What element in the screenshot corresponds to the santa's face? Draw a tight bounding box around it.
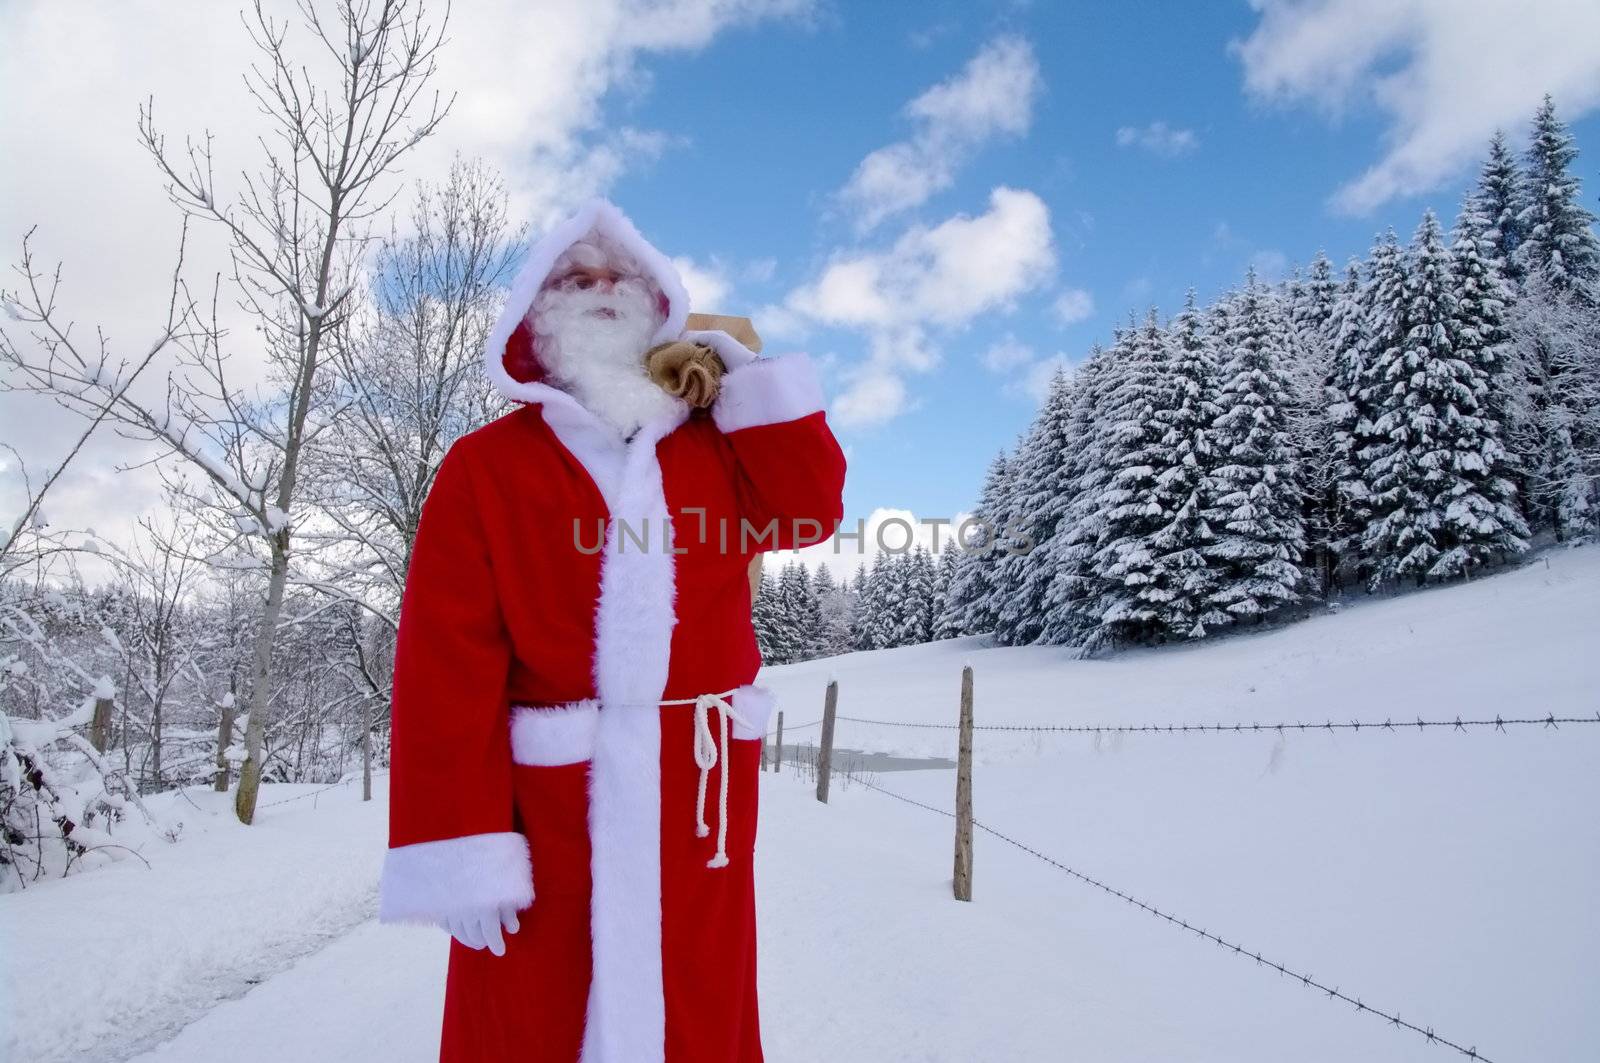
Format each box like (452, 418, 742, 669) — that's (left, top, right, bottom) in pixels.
(528, 251, 681, 437)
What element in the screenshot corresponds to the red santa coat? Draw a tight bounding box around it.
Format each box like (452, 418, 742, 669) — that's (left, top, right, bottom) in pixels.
(377, 197, 846, 1063)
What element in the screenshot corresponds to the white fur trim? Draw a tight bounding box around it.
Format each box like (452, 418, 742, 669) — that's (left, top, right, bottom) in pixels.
(711, 352, 826, 434)
(679, 328, 759, 370)
(485, 197, 691, 405)
(579, 405, 688, 1063)
(377, 832, 533, 925)
(729, 685, 776, 740)
(511, 700, 600, 766)
(538, 395, 627, 509)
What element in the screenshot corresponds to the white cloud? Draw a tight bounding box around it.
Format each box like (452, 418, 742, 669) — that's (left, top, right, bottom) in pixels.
(981, 334, 1035, 373)
(979, 335, 1072, 405)
(793, 186, 1056, 330)
(742, 257, 778, 284)
(750, 302, 812, 346)
(1249, 249, 1289, 281)
(423, 0, 820, 227)
(836, 35, 1042, 230)
(0, 0, 814, 541)
(750, 302, 813, 346)
(831, 369, 911, 428)
(1115, 121, 1200, 156)
(783, 186, 1057, 428)
(1050, 287, 1095, 325)
(1012, 352, 1071, 404)
(1233, 0, 1600, 213)
(671, 255, 733, 310)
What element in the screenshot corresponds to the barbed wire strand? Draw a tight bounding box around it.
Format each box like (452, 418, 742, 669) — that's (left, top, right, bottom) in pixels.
(835, 711, 1599, 736)
(764, 718, 824, 741)
(257, 770, 390, 810)
(852, 776, 1497, 1063)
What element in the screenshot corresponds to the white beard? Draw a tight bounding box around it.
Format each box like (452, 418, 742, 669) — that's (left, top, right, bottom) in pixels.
(529, 279, 682, 438)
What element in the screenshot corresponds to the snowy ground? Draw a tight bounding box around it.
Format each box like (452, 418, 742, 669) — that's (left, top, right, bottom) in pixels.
(3, 548, 1597, 1062)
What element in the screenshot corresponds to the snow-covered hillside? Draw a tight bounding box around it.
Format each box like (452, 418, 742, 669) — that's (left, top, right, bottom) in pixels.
(3, 548, 1597, 1063)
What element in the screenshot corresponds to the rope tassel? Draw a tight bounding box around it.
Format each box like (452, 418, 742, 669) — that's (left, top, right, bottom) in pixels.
(689, 692, 746, 869)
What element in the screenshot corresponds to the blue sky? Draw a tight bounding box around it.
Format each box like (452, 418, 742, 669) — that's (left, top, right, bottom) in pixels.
(598, 1, 1600, 524)
(4, 0, 1600, 548)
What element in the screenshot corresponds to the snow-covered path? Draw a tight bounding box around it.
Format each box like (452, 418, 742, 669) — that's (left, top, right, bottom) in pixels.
(1, 781, 389, 1063)
(5, 548, 1598, 1062)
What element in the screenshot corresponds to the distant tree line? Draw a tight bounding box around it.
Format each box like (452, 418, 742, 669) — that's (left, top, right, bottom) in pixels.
(751, 546, 962, 665)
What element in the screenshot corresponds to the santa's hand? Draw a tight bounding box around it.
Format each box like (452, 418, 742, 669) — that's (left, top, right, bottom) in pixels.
(445, 904, 522, 957)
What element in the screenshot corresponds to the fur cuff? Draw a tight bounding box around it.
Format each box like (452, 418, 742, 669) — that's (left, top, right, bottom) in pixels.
(510, 699, 600, 766)
(730, 685, 776, 740)
(378, 831, 533, 925)
(680, 328, 759, 370)
(711, 352, 825, 433)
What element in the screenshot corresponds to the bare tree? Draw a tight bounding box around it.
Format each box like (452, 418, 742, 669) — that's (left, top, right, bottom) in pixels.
(303, 156, 518, 627)
(0, 434, 170, 889)
(2, 0, 452, 823)
(290, 157, 518, 797)
(98, 510, 211, 791)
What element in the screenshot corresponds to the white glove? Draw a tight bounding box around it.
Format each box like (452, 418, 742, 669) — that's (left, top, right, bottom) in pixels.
(444, 904, 522, 957)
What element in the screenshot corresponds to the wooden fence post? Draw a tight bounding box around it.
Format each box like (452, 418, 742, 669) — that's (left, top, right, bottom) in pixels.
(816, 679, 838, 803)
(89, 694, 115, 753)
(361, 695, 374, 802)
(214, 694, 236, 792)
(953, 664, 974, 902)
(774, 710, 785, 773)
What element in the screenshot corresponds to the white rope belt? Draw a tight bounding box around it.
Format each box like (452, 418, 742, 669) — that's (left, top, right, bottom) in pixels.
(659, 689, 751, 869)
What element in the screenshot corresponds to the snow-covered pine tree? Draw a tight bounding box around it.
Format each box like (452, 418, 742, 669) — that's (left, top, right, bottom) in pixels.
(812, 564, 855, 658)
(932, 546, 961, 640)
(1514, 95, 1600, 295)
(1313, 259, 1366, 592)
(1146, 289, 1222, 638)
(1202, 269, 1305, 622)
(1087, 310, 1175, 648)
(751, 568, 782, 662)
(943, 451, 1011, 637)
(1508, 95, 1600, 539)
(849, 562, 874, 650)
(1038, 344, 1115, 646)
(897, 545, 938, 646)
(1353, 225, 1427, 584)
(1332, 233, 1407, 584)
(800, 563, 827, 659)
(985, 430, 1036, 646)
(1285, 252, 1342, 595)
(776, 562, 824, 662)
(993, 368, 1076, 645)
(1444, 206, 1533, 572)
(766, 562, 799, 663)
(1474, 130, 1525, 284)
(867, 552, 908, 649)
(1362, 210, 1529, 585)
(1295, 252, 1341, 333)
(1455, 188, 1532, 513)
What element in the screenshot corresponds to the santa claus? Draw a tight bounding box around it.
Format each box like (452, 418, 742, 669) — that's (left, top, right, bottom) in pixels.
(377, 196, 846, 1063)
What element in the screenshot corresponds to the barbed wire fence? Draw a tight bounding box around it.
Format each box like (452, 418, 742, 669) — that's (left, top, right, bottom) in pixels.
(256, 769, 390, 810)
(855, 774, 1496, 1062)
(831, 712, 1600, 735)
(764, 665, 1600, 1062)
